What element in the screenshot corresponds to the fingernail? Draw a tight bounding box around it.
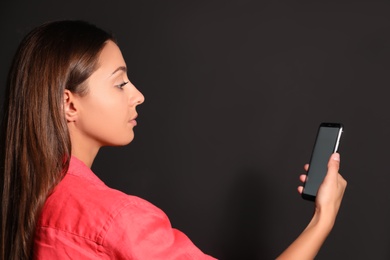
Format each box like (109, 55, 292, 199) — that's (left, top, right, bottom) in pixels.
(333, 153, 340, 161)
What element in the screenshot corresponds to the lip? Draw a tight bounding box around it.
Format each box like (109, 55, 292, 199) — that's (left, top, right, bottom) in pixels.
(129, 114, 138, 126)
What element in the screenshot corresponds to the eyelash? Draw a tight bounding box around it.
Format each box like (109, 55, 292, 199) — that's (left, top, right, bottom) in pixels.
(116, 81, 129, 89)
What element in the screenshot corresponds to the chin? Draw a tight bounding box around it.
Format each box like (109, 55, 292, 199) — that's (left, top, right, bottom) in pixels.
(120, 135, 135, 146)
(104, 135, 135, 147)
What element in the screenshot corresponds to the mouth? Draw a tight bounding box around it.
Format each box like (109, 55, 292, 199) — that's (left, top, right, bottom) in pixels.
(129, 114, 138, 126)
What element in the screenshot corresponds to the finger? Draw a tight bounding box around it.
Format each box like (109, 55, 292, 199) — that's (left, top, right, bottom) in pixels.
(325, 153, 340, 181)
(299, 174, 307, 183)
(297, 186, 304, 194)
(304, 164, 309, 171)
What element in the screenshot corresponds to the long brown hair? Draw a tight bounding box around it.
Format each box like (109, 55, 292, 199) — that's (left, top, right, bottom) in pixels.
(0, 20, 114, 260)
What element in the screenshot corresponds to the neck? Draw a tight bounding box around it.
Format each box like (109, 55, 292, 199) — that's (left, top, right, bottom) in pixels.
(71, 148, 98, 168)
(68, 125, 100, 168)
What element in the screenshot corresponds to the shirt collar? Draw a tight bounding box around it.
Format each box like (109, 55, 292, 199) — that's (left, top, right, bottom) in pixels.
(68, 156, 105, 185)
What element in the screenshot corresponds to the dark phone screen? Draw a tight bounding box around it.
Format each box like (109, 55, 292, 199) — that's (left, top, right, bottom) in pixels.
(302, 124, 342, 200)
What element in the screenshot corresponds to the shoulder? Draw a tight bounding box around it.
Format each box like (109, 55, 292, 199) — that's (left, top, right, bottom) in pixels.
(35, 157, 215, 259)
(38, 168, 163, 238)
(36, 157, 166, 245)
(35, 167, 169, 257)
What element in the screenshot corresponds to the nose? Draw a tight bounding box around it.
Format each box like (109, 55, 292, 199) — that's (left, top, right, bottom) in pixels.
(129, 83, 145, 106)
(136, 90, 145, 106)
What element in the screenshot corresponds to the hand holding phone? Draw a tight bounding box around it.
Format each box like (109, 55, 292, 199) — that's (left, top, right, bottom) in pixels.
(302, 123, 343, 201)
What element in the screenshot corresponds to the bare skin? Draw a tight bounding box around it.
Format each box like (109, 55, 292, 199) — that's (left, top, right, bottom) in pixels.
(277, 153, 347, 260)
(64, 41, 144, 167)
(64, 40, 346, 259)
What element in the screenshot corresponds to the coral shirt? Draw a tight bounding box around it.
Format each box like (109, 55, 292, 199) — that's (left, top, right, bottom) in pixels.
(34, 156, 216, 259)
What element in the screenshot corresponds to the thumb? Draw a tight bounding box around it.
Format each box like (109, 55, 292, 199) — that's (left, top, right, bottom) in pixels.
(326, 153, 340, 180)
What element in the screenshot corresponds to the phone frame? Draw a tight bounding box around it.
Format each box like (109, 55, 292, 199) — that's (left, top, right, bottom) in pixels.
(302, 122, 343, 201)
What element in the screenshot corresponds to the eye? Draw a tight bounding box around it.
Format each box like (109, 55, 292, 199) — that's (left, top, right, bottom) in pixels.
(116, 81, 129, 89)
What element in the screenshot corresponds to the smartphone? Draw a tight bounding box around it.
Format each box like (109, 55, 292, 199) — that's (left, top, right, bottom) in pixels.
(302, 122, 343, 201)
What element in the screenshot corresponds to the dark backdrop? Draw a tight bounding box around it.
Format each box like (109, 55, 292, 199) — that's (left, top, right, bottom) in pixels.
(1, 1, 389, 259)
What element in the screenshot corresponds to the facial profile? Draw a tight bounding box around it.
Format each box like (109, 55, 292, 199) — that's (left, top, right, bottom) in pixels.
(65, 40, 145, 157)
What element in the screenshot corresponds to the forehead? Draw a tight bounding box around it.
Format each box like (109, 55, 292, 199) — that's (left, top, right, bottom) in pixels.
(96, 41, 126, 75)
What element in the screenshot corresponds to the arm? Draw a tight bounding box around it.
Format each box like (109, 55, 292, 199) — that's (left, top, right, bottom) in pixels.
(276, 153, 347, 260)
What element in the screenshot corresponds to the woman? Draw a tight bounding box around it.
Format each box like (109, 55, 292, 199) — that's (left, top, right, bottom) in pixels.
(0, 20, 346, 259)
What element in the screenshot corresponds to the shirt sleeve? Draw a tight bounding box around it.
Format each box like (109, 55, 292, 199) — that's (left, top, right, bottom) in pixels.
(100, 197, 217, 260)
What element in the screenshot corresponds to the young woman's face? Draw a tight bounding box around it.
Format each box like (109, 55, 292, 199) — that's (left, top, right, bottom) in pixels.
(72, 40, 144, 148)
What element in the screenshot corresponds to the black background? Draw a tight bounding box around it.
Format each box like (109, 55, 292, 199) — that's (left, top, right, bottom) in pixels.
(1, 1, 389, 259)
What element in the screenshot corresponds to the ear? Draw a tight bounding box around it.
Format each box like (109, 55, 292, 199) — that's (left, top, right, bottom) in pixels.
(64, 89, 78, 122)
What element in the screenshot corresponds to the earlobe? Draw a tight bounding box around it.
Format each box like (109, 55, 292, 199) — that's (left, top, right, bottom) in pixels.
(64, 90, 78, 122)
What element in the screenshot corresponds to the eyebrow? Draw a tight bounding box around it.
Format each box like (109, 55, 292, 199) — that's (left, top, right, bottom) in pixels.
(111, 66, 127, 76)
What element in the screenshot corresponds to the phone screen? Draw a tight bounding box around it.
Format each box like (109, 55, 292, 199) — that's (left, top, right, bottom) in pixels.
(302, 123, 343, 201)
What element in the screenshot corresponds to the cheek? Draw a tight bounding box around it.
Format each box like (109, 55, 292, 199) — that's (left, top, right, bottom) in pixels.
(88, 91, 124, 116)
(81, 91, 131, 131)
(100, 97, 130, 132)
